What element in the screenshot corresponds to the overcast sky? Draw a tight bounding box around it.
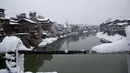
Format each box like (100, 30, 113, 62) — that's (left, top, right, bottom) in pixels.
(1, 0, 130, 25)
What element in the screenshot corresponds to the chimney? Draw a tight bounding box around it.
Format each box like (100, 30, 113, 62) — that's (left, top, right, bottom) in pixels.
(29, 11, 37, 21)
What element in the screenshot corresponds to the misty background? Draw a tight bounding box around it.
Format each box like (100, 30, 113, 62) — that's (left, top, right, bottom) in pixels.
(1, 0, 130, 25)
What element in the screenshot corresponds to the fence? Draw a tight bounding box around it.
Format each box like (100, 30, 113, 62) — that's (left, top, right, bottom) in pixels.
(1, 50, 130, 73)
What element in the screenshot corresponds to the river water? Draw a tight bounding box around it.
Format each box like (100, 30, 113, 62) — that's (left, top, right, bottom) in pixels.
(24, 33, 128, 73)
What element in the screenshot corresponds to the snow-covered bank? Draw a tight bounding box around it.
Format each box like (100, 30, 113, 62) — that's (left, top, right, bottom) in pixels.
(38, 32, 79, 47)
(97, 32, 125, 42)
(91, 26, 130, 53)
(0, 36, 31, 73)
(91, 38, 130, 53)
(0, 36, 58, 73)
(38, 37, 58, 47)
(0, 36, 31, 52)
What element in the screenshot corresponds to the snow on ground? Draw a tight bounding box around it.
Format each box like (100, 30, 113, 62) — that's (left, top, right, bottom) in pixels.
(0, 69, 9, 73)
(0, 36, 31, 73)
(39, 32, 79, 47)
(38, 37, 58, 47)
(0, 36, 31, 52)
(91, 38, 130, 53)
(0, 36, 58, 73)
(97, 32, 125, 42)
(91, 26, 130, 53)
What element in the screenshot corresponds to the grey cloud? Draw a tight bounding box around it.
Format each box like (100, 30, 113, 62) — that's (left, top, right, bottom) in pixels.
(2, 0, 130, 25)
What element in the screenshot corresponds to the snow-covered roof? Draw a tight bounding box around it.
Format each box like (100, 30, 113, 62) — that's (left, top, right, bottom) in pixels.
(108, 22, 128, 26)
(37, 18, 49, 21)
(10, 19, 18, 23)
(15, 33, 30, 35)
(116, 22, 128, 25)
(42, 30, 48, 35)
(24, 19, 36, 23)
(42, 32, 48, 35)
(10, 22, 19, 25)
(18, 19, 36, 23)
(0, 17, 4, 19)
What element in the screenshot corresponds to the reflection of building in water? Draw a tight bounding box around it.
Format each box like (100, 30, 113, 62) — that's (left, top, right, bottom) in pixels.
(24, 54, 53, 72)
(71, 35, 79, 42)
(24, 39, 66, 72)
(80, 33, 90, 40)
(66, 41, 69, 48)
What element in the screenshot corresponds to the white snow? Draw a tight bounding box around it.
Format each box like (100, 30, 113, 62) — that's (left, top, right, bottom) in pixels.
(83, 31, 88, 33)
(10, 22, 19, 25)
(91, 38, 130, 53)
(97, 32, 125, 42)
(15, 33, 29, 35)
(5, 53, 15, 60)
(10, 19, 18, 23)
(38, 37, 58, 47)
(117, 22, 127, 25)
(65, 49, 68, 53)
(0, 36, 31, 52)
(91, 26, 130, 53)
(42, 32, 48, 35)
(0, 36, 58, 73)
(0, 17, 6, 20)
(59, 35, 67, 38)
(0, 69, 9, 73)
(37, 18, 49, 21)
(0, 36, 31, 73)
(24, 19, 36, 23)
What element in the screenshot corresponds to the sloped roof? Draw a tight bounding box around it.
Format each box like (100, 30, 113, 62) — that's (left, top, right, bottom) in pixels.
(18, 18, 36, 24)
(9, 19, 19, 25)
(37, 18, 49, 21)
(23, 19, 36, 23)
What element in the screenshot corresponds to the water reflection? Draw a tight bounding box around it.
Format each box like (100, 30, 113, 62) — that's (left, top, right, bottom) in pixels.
(43, 32, 93, 50)
(64, 33, 90, 44)
(24, 54, 53, 72)
(24, 33, 90, 71)
(24, 32, 98, 72)
(24, 36, 66, 72)
(45, 38, 66, 51)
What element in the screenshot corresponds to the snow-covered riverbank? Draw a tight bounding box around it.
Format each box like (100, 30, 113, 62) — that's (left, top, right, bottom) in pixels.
(38, 32, 79, 47)
(91, 26, 130, 53)
(97, 32, 125, 42)
(38, 37, 58, 47)
(0, 36, 58, 73)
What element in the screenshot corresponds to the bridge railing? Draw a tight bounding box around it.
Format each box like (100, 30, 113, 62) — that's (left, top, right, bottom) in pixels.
(1, 50, 130, 73)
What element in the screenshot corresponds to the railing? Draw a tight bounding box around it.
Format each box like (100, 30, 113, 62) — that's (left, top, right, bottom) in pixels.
(5, 50, 130, 54)
(1, 50, 130, 73)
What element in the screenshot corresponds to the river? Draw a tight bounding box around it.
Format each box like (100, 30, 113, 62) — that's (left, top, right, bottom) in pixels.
(24, 33, 128, 73)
